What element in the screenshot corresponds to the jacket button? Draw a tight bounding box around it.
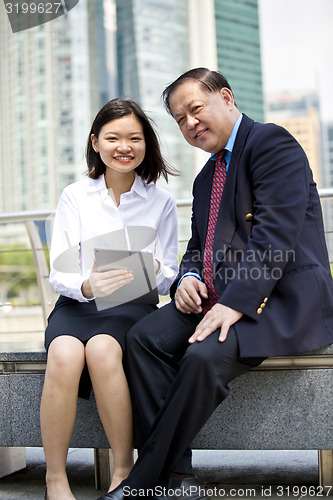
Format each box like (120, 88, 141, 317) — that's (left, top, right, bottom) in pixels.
(245, 213, 254, 221)
(263, 297, 268, 303)
(257, 307, 262, 314)
(260, 303, 266, 308)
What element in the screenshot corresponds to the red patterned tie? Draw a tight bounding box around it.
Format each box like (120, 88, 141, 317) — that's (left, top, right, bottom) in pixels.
(202, 150, 227, 314)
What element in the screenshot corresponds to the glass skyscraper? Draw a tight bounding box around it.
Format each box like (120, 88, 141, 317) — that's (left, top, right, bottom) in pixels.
(115, 0, 264, 201)
(1, 0, 264, 216)
(116, 0, 195, 204)
(0, 0, 114, 212)
(215, 0, 264, 122)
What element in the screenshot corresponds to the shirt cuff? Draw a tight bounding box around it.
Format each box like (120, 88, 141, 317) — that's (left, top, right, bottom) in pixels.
(177, 272, 202, 288)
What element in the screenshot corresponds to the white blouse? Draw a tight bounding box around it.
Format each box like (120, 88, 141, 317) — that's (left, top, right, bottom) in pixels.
(49, 173, 179, 302)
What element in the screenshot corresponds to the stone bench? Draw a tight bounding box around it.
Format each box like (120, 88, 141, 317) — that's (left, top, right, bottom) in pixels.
(0, 344, 332, 492)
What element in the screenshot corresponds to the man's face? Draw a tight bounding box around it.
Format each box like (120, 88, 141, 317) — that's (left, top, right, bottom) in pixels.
(168, 79, 238, 154)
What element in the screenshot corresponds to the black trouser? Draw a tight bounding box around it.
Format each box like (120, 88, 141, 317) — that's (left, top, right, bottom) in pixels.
(124, 301, 264, 490)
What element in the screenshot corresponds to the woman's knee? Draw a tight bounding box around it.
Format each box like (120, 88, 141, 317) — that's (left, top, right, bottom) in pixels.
(46, 336, 85, 379)
(85, 334, 123, 373)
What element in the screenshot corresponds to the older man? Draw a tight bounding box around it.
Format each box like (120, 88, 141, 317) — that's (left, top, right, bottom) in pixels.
(97, 68, 333, 500)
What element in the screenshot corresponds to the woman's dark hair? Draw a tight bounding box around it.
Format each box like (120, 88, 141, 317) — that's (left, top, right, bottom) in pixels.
(162, 67, 234, 115)
(86, 97, 176, 183)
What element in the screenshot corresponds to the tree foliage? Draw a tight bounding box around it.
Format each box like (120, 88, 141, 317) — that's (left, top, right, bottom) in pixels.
(0, 245, 38, 303)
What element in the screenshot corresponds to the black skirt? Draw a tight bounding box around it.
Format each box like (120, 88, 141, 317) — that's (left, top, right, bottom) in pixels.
(45, 295, 157, 398)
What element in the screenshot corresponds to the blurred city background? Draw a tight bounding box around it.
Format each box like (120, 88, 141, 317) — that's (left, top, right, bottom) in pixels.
(0, 0, 333, 339)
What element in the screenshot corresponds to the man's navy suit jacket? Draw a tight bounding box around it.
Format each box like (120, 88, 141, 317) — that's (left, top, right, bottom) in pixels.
(172, 114, 333, 357)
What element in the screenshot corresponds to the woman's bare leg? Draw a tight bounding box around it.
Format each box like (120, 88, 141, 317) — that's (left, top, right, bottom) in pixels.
(86, 334, 134, 491)
(40, 336, 85, 500)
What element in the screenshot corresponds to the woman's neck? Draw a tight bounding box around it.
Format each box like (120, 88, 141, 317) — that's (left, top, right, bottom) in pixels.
(104, 170, 136, 206)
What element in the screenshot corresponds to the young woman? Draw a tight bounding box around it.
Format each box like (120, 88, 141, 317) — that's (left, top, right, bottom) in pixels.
(40, 98, 179, 500)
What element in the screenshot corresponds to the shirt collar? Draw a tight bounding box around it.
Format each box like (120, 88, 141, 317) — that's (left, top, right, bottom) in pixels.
(210, 113, 243, 164)
(87, 174, 107, 192)
(130, 173, 148, 198)
(86, 172, 148, 198)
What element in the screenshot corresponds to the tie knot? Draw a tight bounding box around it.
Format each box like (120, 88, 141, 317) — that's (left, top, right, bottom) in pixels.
(215, 149, 226, 174)
(216, 149, 226, 163)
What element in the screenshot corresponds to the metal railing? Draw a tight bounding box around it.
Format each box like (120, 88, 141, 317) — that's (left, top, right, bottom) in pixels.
(1, 189, 333, 331)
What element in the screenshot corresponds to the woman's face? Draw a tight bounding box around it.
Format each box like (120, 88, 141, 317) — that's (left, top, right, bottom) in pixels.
(91, 114, 146, 175)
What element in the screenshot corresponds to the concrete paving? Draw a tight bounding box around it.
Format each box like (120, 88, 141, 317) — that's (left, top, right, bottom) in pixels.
(0, 448, 324, 500)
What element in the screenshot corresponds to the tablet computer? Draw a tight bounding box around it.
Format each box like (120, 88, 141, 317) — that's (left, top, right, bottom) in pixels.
(94, 248, 159, 309)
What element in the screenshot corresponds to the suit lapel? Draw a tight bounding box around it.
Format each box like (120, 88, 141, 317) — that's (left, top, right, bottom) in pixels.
(213, 115, 254, 261)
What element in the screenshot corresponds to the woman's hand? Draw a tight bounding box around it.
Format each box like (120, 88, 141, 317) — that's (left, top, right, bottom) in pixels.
(82, 261, 134, 298)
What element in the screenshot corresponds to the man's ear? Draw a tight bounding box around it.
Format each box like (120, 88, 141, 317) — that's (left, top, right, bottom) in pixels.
(220, 87, 234, 106)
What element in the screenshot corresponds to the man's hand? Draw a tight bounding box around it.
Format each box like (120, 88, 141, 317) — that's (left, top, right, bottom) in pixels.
(82, 261, 134, 298)
(189, 303, 243, 343)
(174, 276, 208, 314)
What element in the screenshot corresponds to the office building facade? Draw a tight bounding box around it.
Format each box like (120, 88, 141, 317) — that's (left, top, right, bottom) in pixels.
(116, 0, 195, 204)
(214, 0, 264, 122)
(266, 92, 323, 187)
(1, 0, 264, 215)
(0, 0, 114, 213)
(115, 0, 264, 205)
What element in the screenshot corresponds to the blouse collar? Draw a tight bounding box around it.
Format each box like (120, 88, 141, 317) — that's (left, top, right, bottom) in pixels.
(87, 172, 148, 199)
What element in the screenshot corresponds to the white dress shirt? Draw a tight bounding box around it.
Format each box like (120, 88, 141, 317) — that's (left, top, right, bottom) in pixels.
(49, 173, 179, 302)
